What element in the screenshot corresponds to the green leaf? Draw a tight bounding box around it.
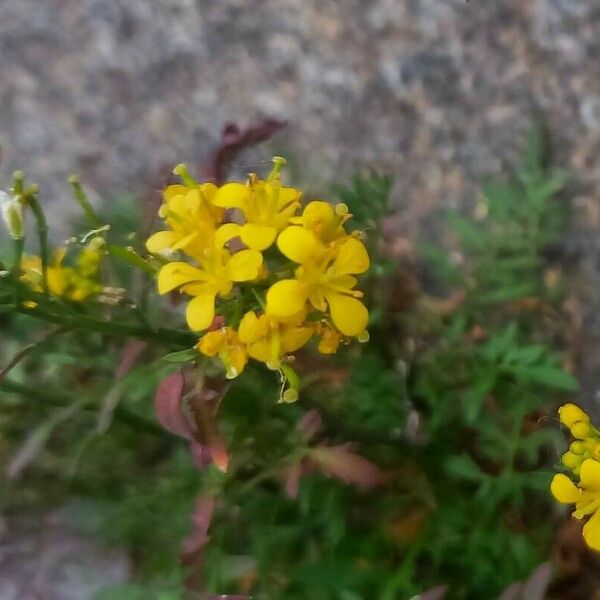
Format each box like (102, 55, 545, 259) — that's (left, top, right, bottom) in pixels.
(514, 365, 579, 391)
(162, 348, 200, 363)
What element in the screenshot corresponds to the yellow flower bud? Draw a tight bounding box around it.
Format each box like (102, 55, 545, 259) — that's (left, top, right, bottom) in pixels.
(559, 403, 590, 428)
(562, 451, 580, 470)
(571, 421, 591, 440)
(570, 441, 586, 455)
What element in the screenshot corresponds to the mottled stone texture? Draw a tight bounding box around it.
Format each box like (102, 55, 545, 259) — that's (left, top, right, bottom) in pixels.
(0, 2, 599, 375)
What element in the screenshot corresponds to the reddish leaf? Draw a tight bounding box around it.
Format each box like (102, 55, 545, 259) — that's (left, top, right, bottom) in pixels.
(201, 119, 286, 184)
(189, 384, 229, 473)
(419, 585, 448, 600)
(190, 441, 212, 471)
(115, 340, 147, 379)
(283, 463, 304, 499)
(297, 409, 323, 442)
(309, 444, 389, 491)
(182, 495, 215, 559)
(154, 371, 192, 440)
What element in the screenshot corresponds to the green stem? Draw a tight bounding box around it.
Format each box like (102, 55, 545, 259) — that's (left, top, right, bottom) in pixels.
(0, 378, 176, 439)
(27, 196, 49, 295)
(68, 175, 101, 228)
(107, 244, 156, 276)
(14, 301, 196, 348)
(12, 236, 24, 304)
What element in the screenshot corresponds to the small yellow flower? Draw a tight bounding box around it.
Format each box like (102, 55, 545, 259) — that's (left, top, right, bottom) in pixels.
(238, 310, 313, 369)
(551, 459, 600, 551)
(555, 404, 600, 474)
(21, 241, 103, 302)
(289, 200, 352, 245)
(157, 235, 263, 331)
(146, 183, 225, 258)
(212, 159, 301, 251)
(266, 229, 370, 337)
(196, 327, 248, 379)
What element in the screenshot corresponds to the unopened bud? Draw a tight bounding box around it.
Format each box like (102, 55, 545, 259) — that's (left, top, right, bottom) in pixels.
(1, 191, 24, 239)
(570, 441, 585, 455)
(357, 330, 370, 343)
(561, 451, 580, 470)
(571, 421, 591, 439)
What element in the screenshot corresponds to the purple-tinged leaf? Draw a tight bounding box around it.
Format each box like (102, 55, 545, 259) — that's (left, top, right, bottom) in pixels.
(154, 371, 192, 439)
(201, 119, 286, 184)
(309, 444, 389, 491)
(297, 409, 323, 442)
(418, 584, 448, 600)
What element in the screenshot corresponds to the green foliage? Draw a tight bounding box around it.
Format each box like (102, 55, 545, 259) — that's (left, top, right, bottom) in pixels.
(0, 125, 574, 599)
(335, 170, 393, 231)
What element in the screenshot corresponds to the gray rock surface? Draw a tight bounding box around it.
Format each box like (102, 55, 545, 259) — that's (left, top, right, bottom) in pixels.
(0, 514, 129, 600)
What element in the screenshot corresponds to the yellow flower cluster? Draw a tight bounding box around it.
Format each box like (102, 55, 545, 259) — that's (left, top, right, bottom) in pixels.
(21, 238, 104, 302)
(147, 158, 370, 390)
(551, 403, 600, 551)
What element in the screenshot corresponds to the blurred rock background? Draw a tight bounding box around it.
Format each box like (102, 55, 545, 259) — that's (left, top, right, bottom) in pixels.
(0, 0, 599, 594)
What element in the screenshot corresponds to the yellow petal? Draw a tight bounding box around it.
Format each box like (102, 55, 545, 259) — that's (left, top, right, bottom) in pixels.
(583, 509, 600, 551)
(157, 262, 204, 294)
(266, 280, 308, 318)
(238, 311, 262, 344)
(227, 344, 248, 377)
(580, 459, 600, 491)
(215, 223, 242, 248)
(146, 231, 178, 253)
(227, 249, 262, 281)
(186, 291, 216, 331)
(240, 223, 277, 250)
(278, 186, 301, 209)
(200, 182, 218, 202)
(325, 292, 369, 336)
(559, 403, 590, 428)
(550, 473, 581, 504)
(333, 238, 370, 275)
(163, 184, 188, 202)
(213, 183, 250, 209)
(277, 227, 323, 264)
(247, 339, 271, 364)
(196, 329, 225, 356)
(172, 231, 199, 251)
(302, 200, 334, 229)
(47, 267, 69, 296)
(281, 326, 313, 353)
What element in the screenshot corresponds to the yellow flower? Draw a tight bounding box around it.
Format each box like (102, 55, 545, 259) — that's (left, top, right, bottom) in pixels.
(557, 404, 600, 474)
(289, 200, 352, 245)
(266, 228, 370, 337)
(314, 322, 342, 354)
(21, 242, 103, 302)
(146, 183, 225, 258)
(196, 327, 248, 379)
(551, 459, 600, 551)
(212, 158, 301, 251)
(157, 235, 263, 331)
(238, 310, 313, 369)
